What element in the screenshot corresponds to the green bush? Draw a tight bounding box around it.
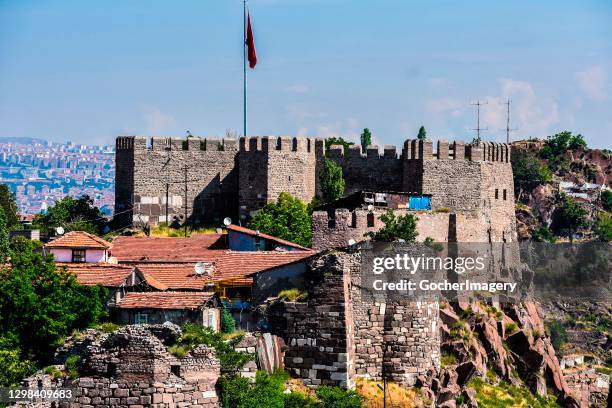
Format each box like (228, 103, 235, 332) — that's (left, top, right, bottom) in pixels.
(221, 307, 236, 333)
(284, 392, 317, 408)
(64, 355, 80, 379)
(546, 320, 568, 356)
(594, 211, 612, 242)
(220, 370, 289, 408)
(315, 386, 364, 408)
(319, 159, 345, 204)
(505, 322, 518, 334)
(602, 190, 612, 212)
(365, 210, 418, 243)
(277, 288, 308, 302)
(178, 324, 254, 375)
(0, 347, 35, 387)
(97, 322, 120, 334)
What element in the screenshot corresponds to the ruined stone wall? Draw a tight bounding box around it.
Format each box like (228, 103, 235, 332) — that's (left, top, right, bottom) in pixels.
(268, 252, 440, 389)
(116, 136, 239, 226)
(268, 254, 356, 388)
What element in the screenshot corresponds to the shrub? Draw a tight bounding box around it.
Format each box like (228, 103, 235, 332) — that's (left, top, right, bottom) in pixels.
(594, 211, 612, 242)
(365, 210, 418, 243)
(546, 320, 568, 356)
(602, 190, 612, 212)
(221, 306, 236, 333)
(441, 352, 458, 367)
(220, 370, 289, 408)
(64, 355, 80, 379)
(505, 322, 518, 334)
(316, 386, 364, 408)
(284, 392, 317, 408)
(178, 324, 254, 375)
(168, 344, 190, 358)
(319, 159, 345, 204)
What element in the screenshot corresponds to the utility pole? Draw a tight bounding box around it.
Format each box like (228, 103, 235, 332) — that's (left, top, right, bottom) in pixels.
(501, 99, 518, 143)
(183, 164, 188, 237)
(471, 100, 488, 144)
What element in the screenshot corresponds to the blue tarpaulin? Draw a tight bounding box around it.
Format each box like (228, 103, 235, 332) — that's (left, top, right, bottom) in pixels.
(409, 196, 431, 210)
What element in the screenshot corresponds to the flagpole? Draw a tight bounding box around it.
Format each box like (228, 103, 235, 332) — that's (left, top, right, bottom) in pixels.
(243, 0, 247, 138)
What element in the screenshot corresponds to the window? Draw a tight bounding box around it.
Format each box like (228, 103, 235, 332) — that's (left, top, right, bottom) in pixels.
(495, 189, 499, 199)
(503, 189, 507, 200)
(72, 249, 86, 263)
(134, 312, 148, 324)
(255, 237, 261, 251)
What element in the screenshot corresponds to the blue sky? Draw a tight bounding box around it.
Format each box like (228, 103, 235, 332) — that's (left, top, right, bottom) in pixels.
(0, 0, 611, 148)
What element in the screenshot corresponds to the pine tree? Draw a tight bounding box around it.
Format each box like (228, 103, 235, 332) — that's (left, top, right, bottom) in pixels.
(417, 126, 427, 140)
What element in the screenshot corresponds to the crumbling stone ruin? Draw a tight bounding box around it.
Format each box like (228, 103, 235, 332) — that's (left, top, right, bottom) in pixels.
(23, 324, 220, 407)
(267, 251, 440, 389)
(115, 136, 515, 242)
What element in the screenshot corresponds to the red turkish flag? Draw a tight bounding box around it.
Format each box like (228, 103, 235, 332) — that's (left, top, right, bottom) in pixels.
(246, 12, 257, 69)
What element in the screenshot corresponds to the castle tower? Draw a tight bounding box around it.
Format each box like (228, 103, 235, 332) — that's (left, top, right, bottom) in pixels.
(238, 136, 319, 220)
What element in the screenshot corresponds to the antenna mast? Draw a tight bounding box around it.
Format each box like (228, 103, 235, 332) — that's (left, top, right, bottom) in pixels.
(471, 100, 488, 143)
(501, 99, 518, 143)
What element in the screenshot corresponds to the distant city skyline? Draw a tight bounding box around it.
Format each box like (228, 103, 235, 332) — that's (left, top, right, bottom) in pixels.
(1, 1, 611, 148)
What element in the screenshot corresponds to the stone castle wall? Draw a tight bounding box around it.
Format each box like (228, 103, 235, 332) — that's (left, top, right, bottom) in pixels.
(115, 135, 514, 230)
(311, 209, 452, 250)
(268, 252, 440, 389)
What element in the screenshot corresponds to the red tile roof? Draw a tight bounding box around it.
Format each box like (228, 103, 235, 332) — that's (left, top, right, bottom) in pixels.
(57, 263, 133, 287)
(135, 263, 214, 290)
(226, 224, 311, 251)
(111, 234, 224, 262)
(116, 291, 215, 310)
(45, 231, 112, 249)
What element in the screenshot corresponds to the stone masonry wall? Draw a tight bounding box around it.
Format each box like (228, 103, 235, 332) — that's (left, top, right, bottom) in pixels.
(268, 251, 440, 389)
(116, 136, 239, 226)
(116, 135, 514, 230)
(312, 209, 453, 251)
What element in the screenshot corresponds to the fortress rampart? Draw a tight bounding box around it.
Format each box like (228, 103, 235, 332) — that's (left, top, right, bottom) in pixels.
(115, 135, 515, 240)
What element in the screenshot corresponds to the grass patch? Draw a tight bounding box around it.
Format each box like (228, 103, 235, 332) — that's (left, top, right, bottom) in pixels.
(43, 365, 64, 381)
(277, 288, 309, 302)
(441, 351, 458, 367)
(505, 322, 518, 335)
(64, 355, 80, 379)
(97, 322, 120, 334)
(355, 378, 421, 408)
(149, 223, 218, 237)
(469, 377, 560, 408)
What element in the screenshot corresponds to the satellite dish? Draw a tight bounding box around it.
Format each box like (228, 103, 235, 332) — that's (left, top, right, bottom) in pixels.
(367, 204, 374, 212)
(223, 217, 232, 226)
(348, 238, 356, 246)
(55, 226, 65, 235)
(194, 262, 206, 275)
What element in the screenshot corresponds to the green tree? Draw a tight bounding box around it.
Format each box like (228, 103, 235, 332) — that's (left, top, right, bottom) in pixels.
(540, 131, 587, 160)
(360, 128, 372, 152)
(550, 193, 588, 242)
(0, 184, 19, 228)
(319, 159, 345, 204)
(0, 206, 9, 262)
(365, 210, 419, 242)
(417, 126, 427, 140)
(601, 190, 612, 212)
(33, 195, 107, 236)
(594, 211, 612, 242)
(247, 193, 312, 247)
(0, 346, 35, 387)
(325, 137, 354, 156)
(511, 149, 553, 200)
(220, 306, 236, 333)
(0, 237, 108, 364)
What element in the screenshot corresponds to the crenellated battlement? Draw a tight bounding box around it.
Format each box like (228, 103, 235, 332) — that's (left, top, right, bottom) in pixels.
(238, 136, 323, 154)
(328, 139, 510, 163)
(115, 136, 239, 152)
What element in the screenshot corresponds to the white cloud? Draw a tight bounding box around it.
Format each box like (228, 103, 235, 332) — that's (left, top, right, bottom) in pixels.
(425, 98, 463, 118)
(481, 79, 559, 139)
(285, 84, 309, 93)
(142, 107, 176, 135)
(576, 65, 608, 101)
